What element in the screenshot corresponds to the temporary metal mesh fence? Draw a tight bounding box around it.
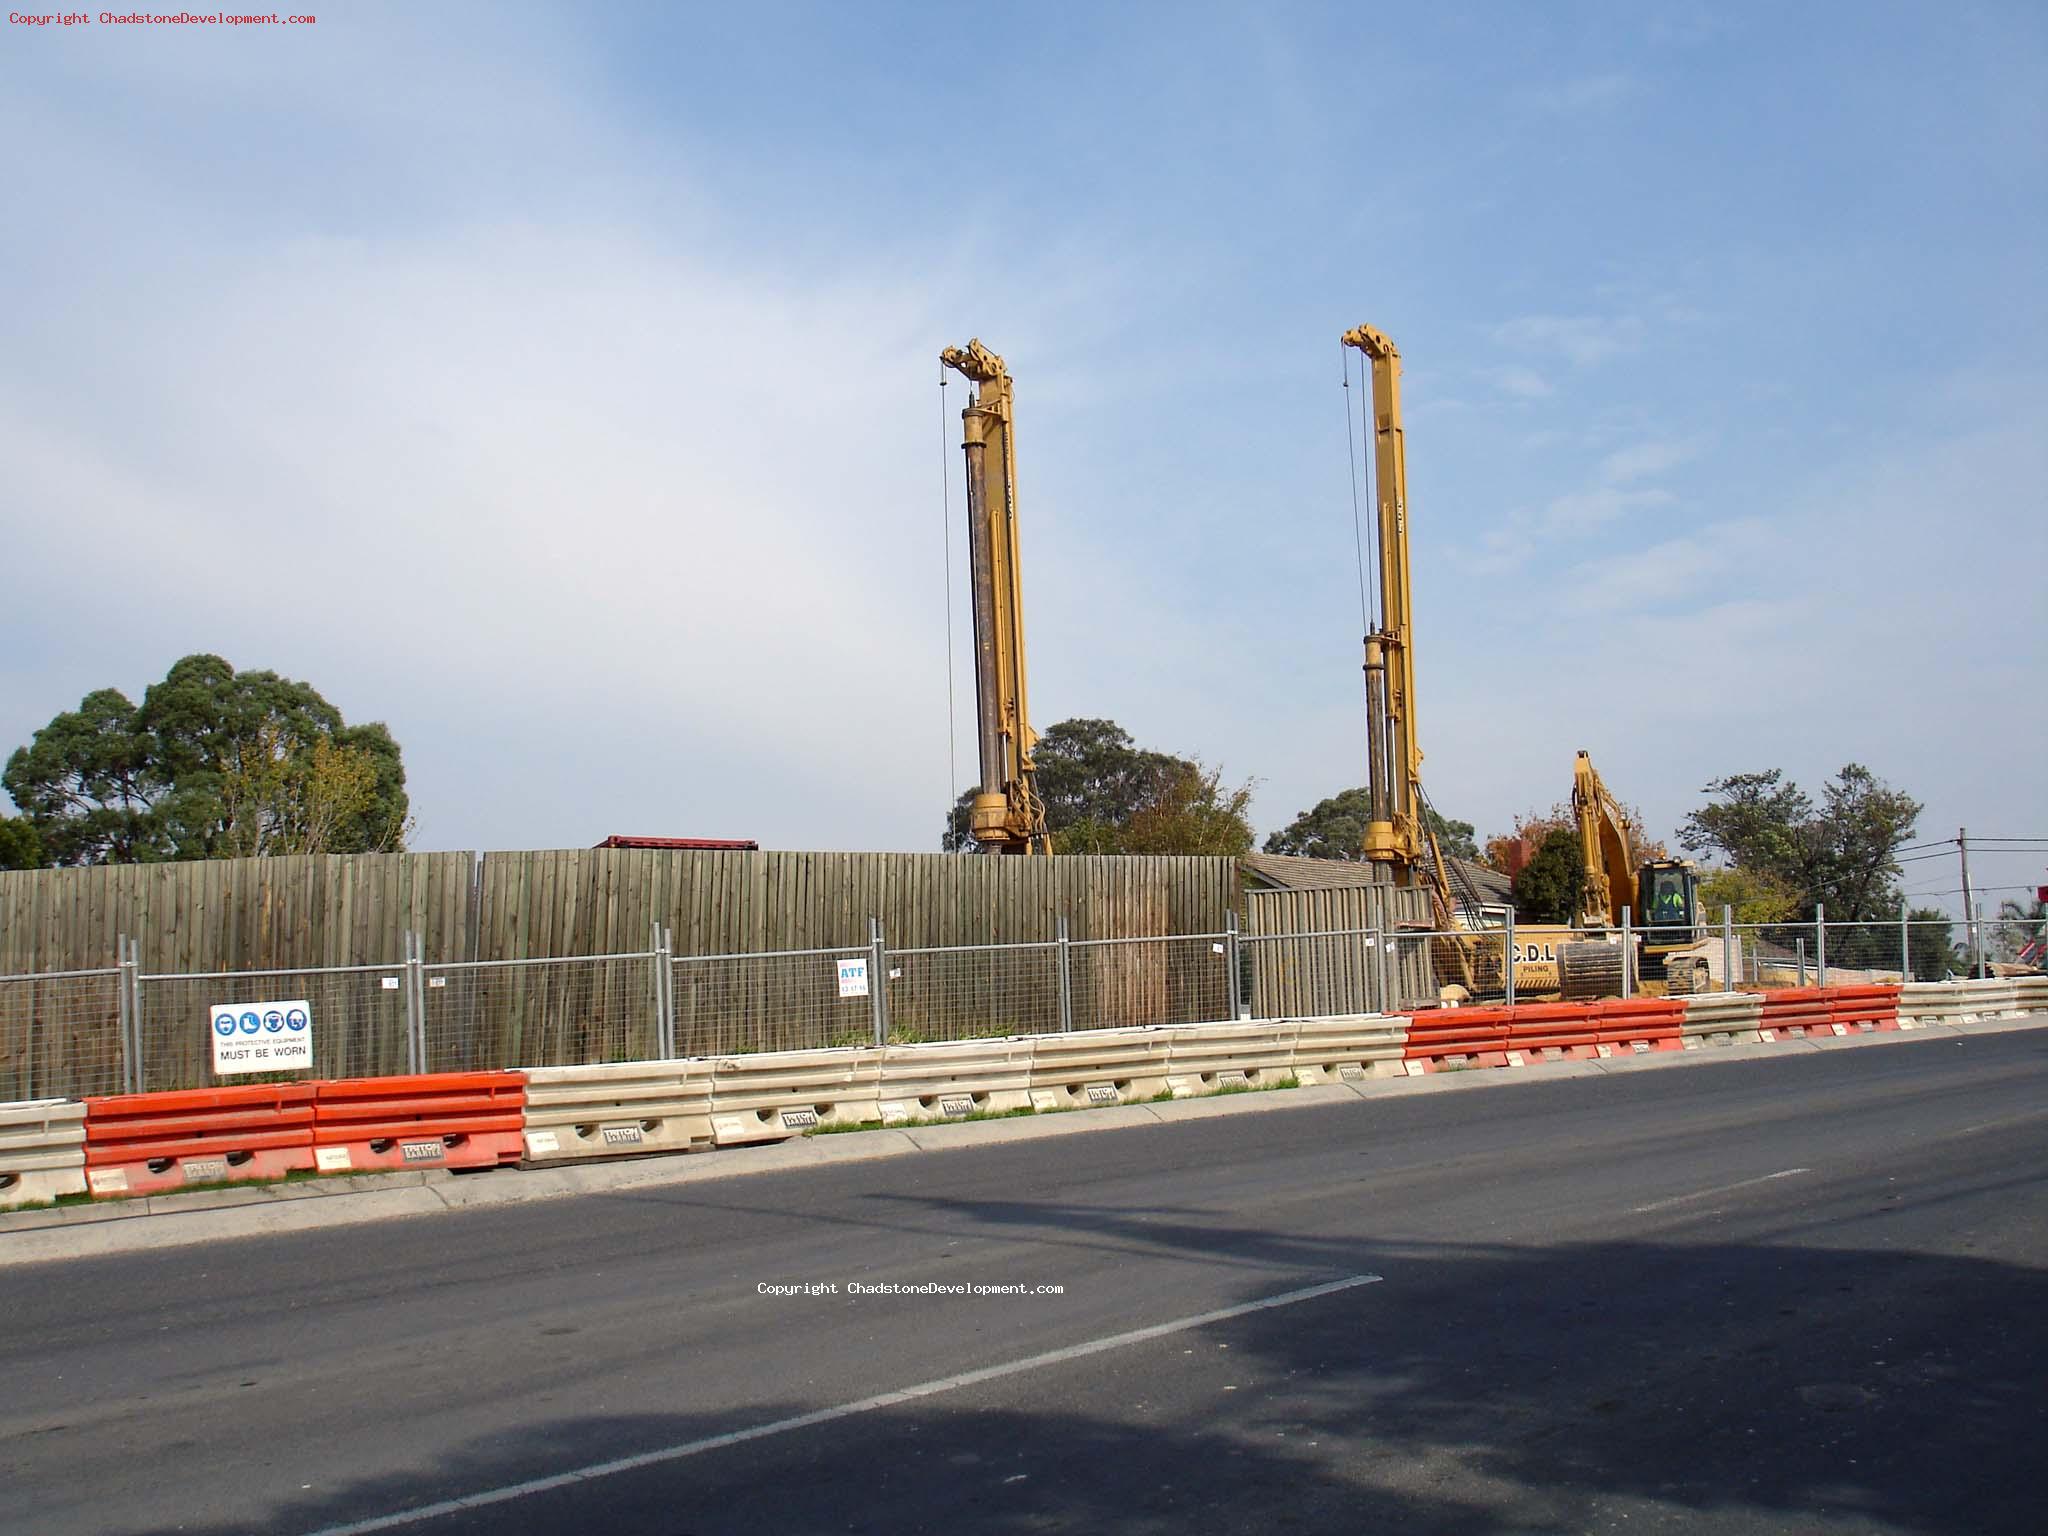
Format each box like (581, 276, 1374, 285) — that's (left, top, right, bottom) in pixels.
(423, 952, 663, 1072)
(1241, 928, 1382, 1019)
(16, 908, 2043, 1098)
(673, 945, 871, 1058)
(137, 963, 409, 1093)
(1068, 933, 1233, 1032)
(1382, 929, 1509, 1010)
(888, 940, 1062, 1043)
(0, 968, 124, 1102)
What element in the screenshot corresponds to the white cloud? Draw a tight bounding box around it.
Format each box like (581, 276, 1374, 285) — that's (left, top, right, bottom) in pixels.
(1492, 313, 1646, 367)
(1481, 365, 1554, 400)
(1519, 73, 1646, 116)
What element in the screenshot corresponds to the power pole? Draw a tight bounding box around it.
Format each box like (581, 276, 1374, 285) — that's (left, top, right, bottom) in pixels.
(1958, 827, 1978, 977)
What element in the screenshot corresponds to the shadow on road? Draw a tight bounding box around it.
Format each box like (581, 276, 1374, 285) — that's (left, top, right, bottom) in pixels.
(125, 1221, 2048, 1536)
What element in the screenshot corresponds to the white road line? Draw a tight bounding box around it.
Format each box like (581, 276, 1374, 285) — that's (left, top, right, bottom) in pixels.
(1632, 1167, 1812, 1214)
(299, 1272, 1384, 1536)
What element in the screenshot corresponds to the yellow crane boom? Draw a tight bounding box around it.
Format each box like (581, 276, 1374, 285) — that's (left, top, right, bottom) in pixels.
(941, 339, 1050, 855)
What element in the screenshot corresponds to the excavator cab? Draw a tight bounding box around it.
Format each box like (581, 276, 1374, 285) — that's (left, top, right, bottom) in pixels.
(1639, 859, 1698, 941)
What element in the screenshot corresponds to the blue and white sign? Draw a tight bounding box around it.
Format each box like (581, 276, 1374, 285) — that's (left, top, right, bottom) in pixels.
(209, 998, 313, 1075)
(835, 957, 869, 999)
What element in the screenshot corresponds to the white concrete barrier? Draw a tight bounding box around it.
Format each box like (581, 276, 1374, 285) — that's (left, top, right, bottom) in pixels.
(707, 1048, 882, 1145)
(1900, 979, 2021, 1024)
(2012, 976, 2047, 1014)
(1679, 992, 1764, 1047)
(0, 1098, 88, 1207)
(1289, 1014, 1411, 1084)
(1161, 1020, 1299, 1097)
(876, 1038, 1036, 1123)
(1027, 1027, 1172, 1109)
(522, 1061, 714, 1162)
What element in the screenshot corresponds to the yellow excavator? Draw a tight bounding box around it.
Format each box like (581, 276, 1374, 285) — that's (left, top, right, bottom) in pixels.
(941, 340, 1051, 855)
(1557, 750, 1707, 996)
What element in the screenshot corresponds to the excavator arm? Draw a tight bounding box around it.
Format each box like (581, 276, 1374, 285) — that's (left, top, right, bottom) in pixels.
(941, 340, 1050, 855)
(1572, 750, 1635, 928)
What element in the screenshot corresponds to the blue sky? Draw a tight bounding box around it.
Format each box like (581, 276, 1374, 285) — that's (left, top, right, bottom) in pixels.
(2, 2, 2043, 917)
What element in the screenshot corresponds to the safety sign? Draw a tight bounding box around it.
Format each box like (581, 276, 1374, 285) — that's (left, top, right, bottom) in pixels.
(210, 998, 313, 1074)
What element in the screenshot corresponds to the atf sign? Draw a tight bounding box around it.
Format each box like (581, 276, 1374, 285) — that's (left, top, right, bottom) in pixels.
(210, 998, 313, 1075)
(836, 957, 870, 999)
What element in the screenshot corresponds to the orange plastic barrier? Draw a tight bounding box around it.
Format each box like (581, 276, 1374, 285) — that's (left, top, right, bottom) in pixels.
(1405, 997, 1687, 1072)
(1829, 983, 1901, 1033)
(311, 1073, 526, 1173)
(1403, 1006, 1514, 1071)
(1758, 987, 1836, 1040)
(1590, 997, 1686, 1054)
(83, 1084, 316, 1197)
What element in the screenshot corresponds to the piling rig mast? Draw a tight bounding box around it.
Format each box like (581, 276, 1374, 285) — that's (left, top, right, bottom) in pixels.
(941, 339, 1051, 855)
(1341, 323, 1466, 937)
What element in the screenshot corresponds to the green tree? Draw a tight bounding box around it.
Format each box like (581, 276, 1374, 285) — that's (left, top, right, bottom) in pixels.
(0, 813, 41, 871)
(1697, 865, 1801, 925)
(943, 717, 1190, 852)
(4, 655, 411, 865)
(1907, 906, 1958, 981)
(1121, 762, 1257, 856)
(940, 718, 1253, 856)
(1680, 764, 1920, 922)
(1263, 787, 1477, 863)
(1511, 826, 1586, 924)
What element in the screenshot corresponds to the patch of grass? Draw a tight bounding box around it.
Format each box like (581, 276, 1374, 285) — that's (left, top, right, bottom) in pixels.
(807, 1104, 1041, 1135)
(4, 1166, 348, 1213)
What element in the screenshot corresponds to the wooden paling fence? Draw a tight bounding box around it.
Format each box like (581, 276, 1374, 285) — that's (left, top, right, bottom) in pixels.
(1244, 885, 1433, 1017)
(2, 849, 1243, 1092)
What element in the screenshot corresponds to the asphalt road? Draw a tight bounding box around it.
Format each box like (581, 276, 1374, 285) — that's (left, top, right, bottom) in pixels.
(4, 1030, 2045, 1536)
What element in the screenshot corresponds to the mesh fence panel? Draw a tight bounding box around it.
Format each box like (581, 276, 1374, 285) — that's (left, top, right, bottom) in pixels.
(424, 954, 661, 1072)
(1978, 918, 2046, 972)
(886, 943, 1061, 1043)
(673, 948, 869, 1057)
(137, 966, 407, 1092)
(1820, 921, 1912, 981)
(1068, 935, 1231, 1031)
(1383, 930, 1507, 1009)
(0, 970, 124, 1102)
(1728, 924, 1824, 989)
(1241, 929, 1380, 1019)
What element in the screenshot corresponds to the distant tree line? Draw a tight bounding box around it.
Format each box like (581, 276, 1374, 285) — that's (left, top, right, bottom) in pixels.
(1, 654, 410, 869)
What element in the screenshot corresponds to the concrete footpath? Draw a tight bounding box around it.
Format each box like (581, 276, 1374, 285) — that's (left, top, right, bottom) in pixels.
(5, 1013, 2043, 1267)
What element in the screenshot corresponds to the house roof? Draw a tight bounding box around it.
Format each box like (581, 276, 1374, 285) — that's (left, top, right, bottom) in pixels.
(1241, 851, 1513, 906)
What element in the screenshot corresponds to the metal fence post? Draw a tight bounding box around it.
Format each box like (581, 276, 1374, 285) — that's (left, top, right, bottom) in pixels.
(126, 935, 145, 1094)
(1972, 903, 1986, 980)
(1721, 905, 1735, 994)
(404, 931, 425, 1075)
(652, 920, 675, 1059)
(1503, 906, 1517, 1009)
(1224, 909, 1242, 1022)
(1796, 937, 1807, 988)
(1815, 902, 1827, 987)
(117, 931, 133, 1096)
(1056, 916, 1074, 1033)
(1620, 906, 1633, 998)
(868, 917, 889, 1048)
(1899, 897, 1911, 983)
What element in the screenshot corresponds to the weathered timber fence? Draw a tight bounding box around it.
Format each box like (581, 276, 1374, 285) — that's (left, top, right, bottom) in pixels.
(1244, 885, 1433, 1016)
(1, 849, 1237, 973)
(0, 854, 476, 977)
